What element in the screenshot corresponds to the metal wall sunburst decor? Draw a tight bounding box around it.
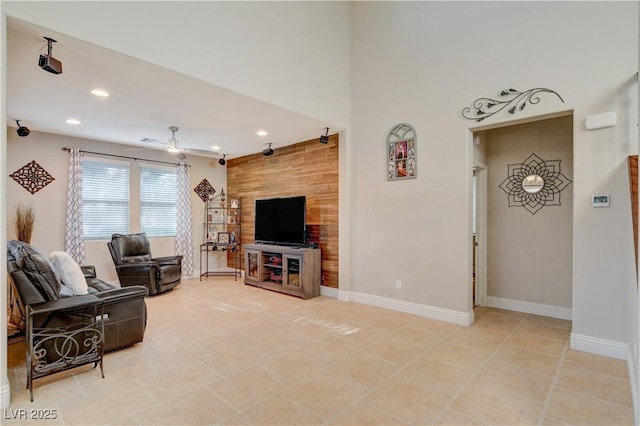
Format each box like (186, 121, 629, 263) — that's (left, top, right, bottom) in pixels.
(461, 88, 564, 122)
(498, 153, 572, 215)
(10, 160, 55, 194)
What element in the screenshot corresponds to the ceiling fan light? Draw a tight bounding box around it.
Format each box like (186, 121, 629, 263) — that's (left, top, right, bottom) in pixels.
(167, 126, 181, 153)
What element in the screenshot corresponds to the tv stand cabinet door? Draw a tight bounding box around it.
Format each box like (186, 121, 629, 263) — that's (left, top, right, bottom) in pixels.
(282, 254, 303, 293)
(245, 248, 260, 284)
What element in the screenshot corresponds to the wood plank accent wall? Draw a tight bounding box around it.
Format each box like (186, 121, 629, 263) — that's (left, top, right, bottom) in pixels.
(227, 134, 339, 288)
(629, 155, 638, 270)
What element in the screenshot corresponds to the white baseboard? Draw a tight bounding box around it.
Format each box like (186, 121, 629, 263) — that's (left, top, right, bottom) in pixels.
(1, 381, 10, 409)
(320, 285, 339, 298)
(321, 288, 473, 325)
(487, 296, 572, 320)
(627, 345, 639, 426)
(570, 333, 627, 360)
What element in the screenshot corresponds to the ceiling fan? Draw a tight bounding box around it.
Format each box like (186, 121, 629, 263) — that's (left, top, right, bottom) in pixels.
(129, 126, 221, 160)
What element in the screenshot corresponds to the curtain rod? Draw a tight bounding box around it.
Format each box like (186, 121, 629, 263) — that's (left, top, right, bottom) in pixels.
(62, 147, 190, 167)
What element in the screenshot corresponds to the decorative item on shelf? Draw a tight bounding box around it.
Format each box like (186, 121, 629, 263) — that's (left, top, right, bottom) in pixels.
(213, 210, 220, 223)
(10, 160, 55, 194)
(387, 123, 417, 181)
(269, 271, 283, 283)
(207, 232, 216, 243)
(461, 87, 564, 122)
(230, 230, 236, 244)
(217, 232, 230, 244)
(498, 153, 572, 215)
(268, 255, 282, 265)
(231, 199, 239, 208)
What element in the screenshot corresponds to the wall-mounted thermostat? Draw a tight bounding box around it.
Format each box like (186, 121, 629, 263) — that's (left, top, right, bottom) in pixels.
(592, 195, 610, 207)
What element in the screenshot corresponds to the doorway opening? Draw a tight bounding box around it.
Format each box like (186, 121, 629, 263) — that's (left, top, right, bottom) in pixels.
(470, 112, 573, 320)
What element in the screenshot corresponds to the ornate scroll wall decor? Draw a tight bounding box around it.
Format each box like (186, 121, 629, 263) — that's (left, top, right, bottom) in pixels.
(461, 88, 564, 122)
(387, 123, 417, 181)
(193, 178, 216, 202)
(498, 153, 572, 215)
(10, 161, 55, 194)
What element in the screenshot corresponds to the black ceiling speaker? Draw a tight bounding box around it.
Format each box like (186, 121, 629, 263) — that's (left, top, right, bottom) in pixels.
(15, 120, 30, 137)
(218, 154, 226, 166)
(38, 36, 63, 75)
(319, 127, 330, 144)
(262, 143, 274, 156)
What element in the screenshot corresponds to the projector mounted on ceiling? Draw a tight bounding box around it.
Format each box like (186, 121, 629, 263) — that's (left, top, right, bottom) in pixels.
(38, 36, 62, 75)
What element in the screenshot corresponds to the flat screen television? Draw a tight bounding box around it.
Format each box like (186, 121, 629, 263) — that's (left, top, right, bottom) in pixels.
(254, 196, 306, 246)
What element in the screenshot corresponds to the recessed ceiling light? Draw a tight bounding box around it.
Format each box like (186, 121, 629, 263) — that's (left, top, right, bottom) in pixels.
(211, 145, 221, 151)
(66, 118, 81, 125)
(256, 130, 268, 136)
(91, 89, 109, 97)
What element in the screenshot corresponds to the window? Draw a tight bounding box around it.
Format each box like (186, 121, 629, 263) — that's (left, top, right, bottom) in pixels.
(140, 165, 177, 237)
(82, 159, 130, 240)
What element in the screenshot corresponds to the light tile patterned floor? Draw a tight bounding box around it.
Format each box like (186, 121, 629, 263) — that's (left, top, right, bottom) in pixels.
(5, 278, 635, 425)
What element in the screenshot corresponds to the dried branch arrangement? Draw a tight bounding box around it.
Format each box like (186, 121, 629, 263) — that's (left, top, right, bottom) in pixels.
(14, 204, 35, 243)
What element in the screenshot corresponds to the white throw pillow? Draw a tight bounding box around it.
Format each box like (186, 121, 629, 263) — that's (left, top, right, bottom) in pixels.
(48, 251, 89, 296)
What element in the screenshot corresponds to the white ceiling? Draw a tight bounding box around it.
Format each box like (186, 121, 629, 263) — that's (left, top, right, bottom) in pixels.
(6, 17, 335, 159)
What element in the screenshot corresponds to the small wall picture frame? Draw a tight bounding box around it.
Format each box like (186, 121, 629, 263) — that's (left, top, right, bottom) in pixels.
(217, 232, 230, 244)
(592, 195, 610, 207)
(231, 199, 239, 209)
(387, 123, 417, 181)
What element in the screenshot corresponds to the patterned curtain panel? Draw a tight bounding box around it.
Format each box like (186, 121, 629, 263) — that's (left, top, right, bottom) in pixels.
(176, 164, 194, 276)
(65, 148, 85, 264)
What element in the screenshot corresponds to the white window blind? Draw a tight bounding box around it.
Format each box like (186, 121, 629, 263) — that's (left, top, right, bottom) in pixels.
(82, 159, 130, 240)
(140, 165, 177, 237)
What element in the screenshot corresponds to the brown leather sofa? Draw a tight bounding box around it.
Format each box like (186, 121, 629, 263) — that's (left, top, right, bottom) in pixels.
(107, 232, 182, 296)
(7, 240, 147, 353)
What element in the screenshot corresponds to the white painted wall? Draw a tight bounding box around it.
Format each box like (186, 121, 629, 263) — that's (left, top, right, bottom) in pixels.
(351, 2, 638, 345)
(0, 8, 9, 410)
(6, 129, 227, 282)
(486, 116, 573, 308)
(1, 1, 352, 129)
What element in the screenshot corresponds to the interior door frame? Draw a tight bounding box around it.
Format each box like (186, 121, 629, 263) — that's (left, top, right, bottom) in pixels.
(468, 110, 574, 315)
(473, 160, 488, 307)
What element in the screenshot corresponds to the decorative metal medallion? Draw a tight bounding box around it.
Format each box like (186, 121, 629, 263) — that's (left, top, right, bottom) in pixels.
(10, 160, 55, 194)
(194, 178, 216, 203)
(461, 88, 564, 122)
(498, 153, 572, 215)
(387, 123, 417, 181)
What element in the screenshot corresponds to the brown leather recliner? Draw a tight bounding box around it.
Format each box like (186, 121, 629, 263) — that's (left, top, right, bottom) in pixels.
(107, 232, 182, 296)
(7, 240, 148, 400)
(7, 240, 148, 353)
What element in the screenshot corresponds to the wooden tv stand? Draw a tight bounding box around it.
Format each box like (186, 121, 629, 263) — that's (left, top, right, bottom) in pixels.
(244, 243, 321, 299)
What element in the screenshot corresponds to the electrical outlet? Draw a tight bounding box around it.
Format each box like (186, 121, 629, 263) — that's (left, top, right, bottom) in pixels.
(395, 279, 402, 289)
